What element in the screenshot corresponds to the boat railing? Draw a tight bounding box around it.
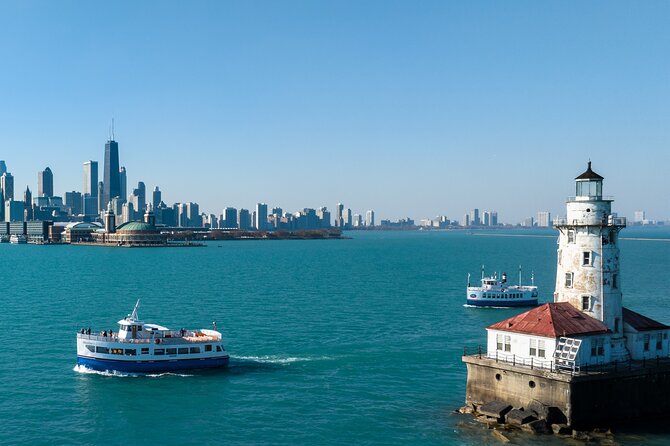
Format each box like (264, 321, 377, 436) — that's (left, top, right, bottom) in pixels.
(76, 332, 216, 344)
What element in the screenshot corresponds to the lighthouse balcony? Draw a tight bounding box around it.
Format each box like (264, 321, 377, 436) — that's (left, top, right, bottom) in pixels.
(566, 195, 614, 202)
(553, 216, 626, 228)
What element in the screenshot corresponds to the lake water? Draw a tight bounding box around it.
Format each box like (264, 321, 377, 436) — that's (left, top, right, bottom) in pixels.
(1, 228, 669, 445)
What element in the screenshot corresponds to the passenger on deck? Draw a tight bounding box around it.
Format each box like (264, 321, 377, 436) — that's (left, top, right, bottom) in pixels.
(86, 327, 91, 335)
(102, 330, 107, 337)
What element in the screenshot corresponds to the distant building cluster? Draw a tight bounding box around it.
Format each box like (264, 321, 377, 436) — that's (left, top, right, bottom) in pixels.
(0, 137, 377, 242)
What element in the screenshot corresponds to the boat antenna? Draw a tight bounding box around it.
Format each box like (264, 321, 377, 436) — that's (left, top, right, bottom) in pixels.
(481, 265, 484, 280)
(467, 272, 471, 287)
(531, 271, 535, 286)
(519, 265, 522, 286)
(131, 299, 140, 320)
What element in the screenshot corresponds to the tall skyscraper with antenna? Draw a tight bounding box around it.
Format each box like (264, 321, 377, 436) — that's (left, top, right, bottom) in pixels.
(103, 123, 120, 209)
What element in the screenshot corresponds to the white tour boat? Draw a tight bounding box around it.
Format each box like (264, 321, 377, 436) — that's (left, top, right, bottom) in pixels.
(76, 301, 229, 373)
(466, 267, 539, 307)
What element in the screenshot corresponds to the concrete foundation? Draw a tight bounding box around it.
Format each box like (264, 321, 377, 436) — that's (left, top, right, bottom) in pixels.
(463, 355, 670, 429)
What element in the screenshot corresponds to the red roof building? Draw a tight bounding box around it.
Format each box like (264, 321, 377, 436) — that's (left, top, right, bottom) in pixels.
(487, 303, 610, 338)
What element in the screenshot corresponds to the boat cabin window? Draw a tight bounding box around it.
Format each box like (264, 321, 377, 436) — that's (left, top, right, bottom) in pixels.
(96, 346, 109, 354)
(216, 345, 222, 352)
(178, 348, 189, 355)
(166, 348, 177, 355)
(124, 349, 136, 356)
(205, 345, 212, 352)
(190, 347, 200, 354)
(154, 349, 165, 355)
(85, 344, 95, 353)
(141, 348, 149, 355)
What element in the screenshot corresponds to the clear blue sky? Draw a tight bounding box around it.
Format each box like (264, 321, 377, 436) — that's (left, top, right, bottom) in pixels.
(1, 1, 668, 222)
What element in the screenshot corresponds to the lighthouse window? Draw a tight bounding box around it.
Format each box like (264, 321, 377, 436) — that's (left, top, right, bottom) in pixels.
(582, 296, 590, 311)
(529, 339, 537, 356)
(568, 230, 575, 243)
(644, 335, 650, 352)
(612, 274, 618, 289)
(496, 334, 503, 351)
(656, 334, 663, 350)
(538, 340, 546, 358)
(582, 251, 591, 266)
(565, 272, 574, 288)
(504, 335, 511, 352)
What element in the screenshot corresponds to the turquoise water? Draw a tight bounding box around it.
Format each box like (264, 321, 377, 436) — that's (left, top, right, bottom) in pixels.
(1, 229, 670, 445)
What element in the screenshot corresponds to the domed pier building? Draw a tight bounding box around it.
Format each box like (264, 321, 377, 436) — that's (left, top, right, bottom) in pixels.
(463, 163, 670, 429)
(92, 206, 167, 246)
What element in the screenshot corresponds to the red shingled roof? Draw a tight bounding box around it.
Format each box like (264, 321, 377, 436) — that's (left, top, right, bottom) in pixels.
(623, 307, 670, 332)
(487, 303, 609, 337)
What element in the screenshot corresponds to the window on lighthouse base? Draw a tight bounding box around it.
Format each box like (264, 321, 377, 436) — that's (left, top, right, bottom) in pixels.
(565, 272, 574, 288)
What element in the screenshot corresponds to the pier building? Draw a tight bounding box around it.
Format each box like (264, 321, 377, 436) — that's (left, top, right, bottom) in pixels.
(463, 163, 670, 429)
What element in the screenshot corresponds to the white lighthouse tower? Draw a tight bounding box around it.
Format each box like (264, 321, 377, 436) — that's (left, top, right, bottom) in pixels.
(554, 162, 629, 360)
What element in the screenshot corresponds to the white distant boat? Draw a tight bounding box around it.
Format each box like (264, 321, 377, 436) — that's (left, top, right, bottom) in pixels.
(466, 267, 539, 307)
(76, 300, 229, 373)
(9, 235, 27, 244)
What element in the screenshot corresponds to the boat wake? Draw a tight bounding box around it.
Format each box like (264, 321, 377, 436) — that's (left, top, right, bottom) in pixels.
(230, 355, 332, 365)
(73, 364, 193, 378)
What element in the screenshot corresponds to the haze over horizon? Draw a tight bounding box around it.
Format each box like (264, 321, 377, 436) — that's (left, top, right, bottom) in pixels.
(1, 1, 668, 222)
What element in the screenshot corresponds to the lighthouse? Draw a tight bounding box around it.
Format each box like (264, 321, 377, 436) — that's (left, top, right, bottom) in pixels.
(462, 162, 670, 429)
(553, 161, 628, 361)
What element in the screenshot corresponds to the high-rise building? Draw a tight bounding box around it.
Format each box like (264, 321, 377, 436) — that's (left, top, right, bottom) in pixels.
(317, 207, 331, 228)
(222, 207, 237, 229)
(255, 203, 268, 231)
(238, 208, 251, 230)
(24, 186, 32, 220)
(119, 166, 127, 204)
(634, 211, 646, 223)
(186, 202, 201, 226)
(461, 213, 470, 227)
(97, 181, 105, 213)
(65, 191, 83, 216)
(38, 167, 53, 198)
(490, 211, 498, 226)
(537, 211, 552, 227)
(136, 182, 146, 213)
(469, 208, 480, 226)
(344, 208, 352, 229)
(1, 172, 14, 201)
(152, 187, 161, 211)
(366, 210, 375, 227)
(0, 160, 6, 176)
(83, 161, 98, 196)
(335, 203, 344, 228)
(103, 139, 120, 208)
(4, 200, 25, 222)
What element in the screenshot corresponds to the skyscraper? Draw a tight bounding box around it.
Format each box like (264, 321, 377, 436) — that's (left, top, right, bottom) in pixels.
(1, 172, 14, 201)
(24, 186, 32, 220)
(136, 182, 146, 213)
(97, 181, 104, 213)
(335, 203, 344, 228)
(222, 207, 237, 229)
(255, 203, 268, 231)
(469, 208, 480, 226)
(152, 186, 161, 211)
(83, 161, 98, 216)
(119, 166, 127, 203)
(537, 211, 552, 227)
(0, 160, 6, 176)
(65, 191, 83, 216)
(366, 210, 375, 227)
(238, 208, 251, 230)
(38, 167, 53, 198)
(103, 139, 120, 208)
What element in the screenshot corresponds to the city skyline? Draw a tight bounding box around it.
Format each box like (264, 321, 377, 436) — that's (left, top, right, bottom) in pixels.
(0, 2, 669, 221)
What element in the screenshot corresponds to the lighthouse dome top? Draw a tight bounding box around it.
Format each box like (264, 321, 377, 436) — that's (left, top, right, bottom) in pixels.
(575, 161, 604, 199)
(575, 161, 604, 180)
